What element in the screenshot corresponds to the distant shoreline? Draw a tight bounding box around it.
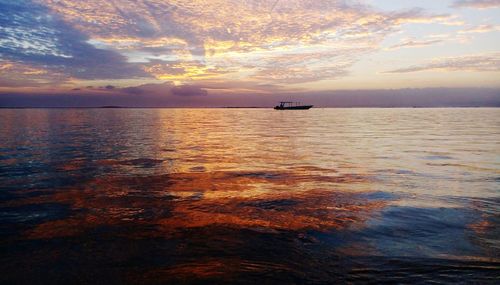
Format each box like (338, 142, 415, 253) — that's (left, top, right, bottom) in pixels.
(0, 106, 498, 109)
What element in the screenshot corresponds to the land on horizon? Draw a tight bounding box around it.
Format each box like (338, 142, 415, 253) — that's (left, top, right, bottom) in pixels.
(0, 1, 499, 106)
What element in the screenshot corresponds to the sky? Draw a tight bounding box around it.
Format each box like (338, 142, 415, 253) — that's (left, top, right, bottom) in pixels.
(0, 0, 499, 107)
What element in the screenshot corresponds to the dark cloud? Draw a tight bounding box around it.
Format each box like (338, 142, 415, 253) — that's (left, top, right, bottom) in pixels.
(106, 82, 207, 97)
(120, 82, 174, 95)
(171, 85, 208, 97)
(1, 88, 499, 108)
(0, 0, 149, 81)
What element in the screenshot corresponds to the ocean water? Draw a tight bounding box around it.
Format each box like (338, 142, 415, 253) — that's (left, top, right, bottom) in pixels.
(0, 108, 499, 284)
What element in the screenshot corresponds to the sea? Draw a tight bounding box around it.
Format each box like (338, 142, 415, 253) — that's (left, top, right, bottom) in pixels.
(0, 108, 499, 284)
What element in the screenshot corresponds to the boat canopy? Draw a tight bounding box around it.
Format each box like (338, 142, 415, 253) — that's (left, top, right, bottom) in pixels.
(279, 102, 303, 105)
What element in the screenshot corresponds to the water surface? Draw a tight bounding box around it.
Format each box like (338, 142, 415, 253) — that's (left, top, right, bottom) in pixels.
(0, 108, 499, 283)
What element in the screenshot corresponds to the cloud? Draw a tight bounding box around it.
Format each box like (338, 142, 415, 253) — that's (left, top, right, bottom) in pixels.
(1, 87, 499, 107)
(171, 85, 208, 96)
(0, 0, 149, 83)
(458, 24, 500, 34)
(384, 23, 499, 52)
(385, 53, 500, 73)
(4, 0, 480, 91)
(33, 0, 452, 84)
(252, 49, 362, 83)
(386, 39, 443, 50)
(63, 79, 290, 99)
(109, 82, 208, 97)
(453, 0, 500, 9)
(142, 59, 232, 81)
(0, 60, 66, 87)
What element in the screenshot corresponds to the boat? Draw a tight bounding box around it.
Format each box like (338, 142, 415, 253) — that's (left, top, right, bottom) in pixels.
(274, 101, 313, 110)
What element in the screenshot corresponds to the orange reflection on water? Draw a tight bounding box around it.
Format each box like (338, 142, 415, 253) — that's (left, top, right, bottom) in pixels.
(3, 109, 499, 283)
(150, 259, 238, 279)
(468, 216, 495, 235)
(13, 168, 384, 240)
(158, 188, 384, 231)
(141, 257, 294, 283)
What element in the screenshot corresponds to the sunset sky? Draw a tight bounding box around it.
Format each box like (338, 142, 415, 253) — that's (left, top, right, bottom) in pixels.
(0, 0, 499, 106)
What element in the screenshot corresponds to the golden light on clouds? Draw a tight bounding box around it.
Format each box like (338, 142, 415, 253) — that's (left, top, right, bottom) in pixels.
(0, 0, 499, 94)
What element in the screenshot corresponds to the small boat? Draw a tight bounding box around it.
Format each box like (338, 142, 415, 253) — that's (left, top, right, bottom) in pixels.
(274, 101, 313, 110)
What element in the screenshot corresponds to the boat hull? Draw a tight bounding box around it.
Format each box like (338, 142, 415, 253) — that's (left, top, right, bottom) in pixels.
(274, 105, 313, 110)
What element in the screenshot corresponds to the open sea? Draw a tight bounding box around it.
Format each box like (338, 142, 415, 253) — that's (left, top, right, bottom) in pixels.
(0, 108, 499, 284)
